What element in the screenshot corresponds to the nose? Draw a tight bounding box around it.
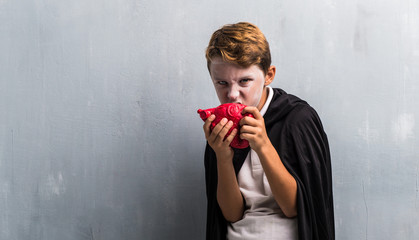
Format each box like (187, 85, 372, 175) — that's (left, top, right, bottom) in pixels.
(227, 85, 240, 102)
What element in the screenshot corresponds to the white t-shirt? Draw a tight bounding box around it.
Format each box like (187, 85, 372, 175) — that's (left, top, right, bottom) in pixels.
(227, 87, 298, 240)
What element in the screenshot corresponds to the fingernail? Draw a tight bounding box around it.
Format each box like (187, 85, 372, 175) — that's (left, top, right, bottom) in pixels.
(227, 120, 233, 126)
(221, 118, 227, 124)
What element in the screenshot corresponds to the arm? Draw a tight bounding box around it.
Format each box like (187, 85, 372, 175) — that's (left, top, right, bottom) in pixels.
(203, 115, 244, 222)
(240, 107, 297, 218)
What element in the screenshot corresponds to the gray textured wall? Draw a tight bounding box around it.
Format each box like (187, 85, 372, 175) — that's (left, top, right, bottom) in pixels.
(1, 0, 418, 239)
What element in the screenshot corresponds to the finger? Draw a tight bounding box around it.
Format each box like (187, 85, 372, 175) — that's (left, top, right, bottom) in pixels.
(239, 124, 258, 135)
(240, 132, 254, 142)
(216, 120, 234, 142)
(225, 128, 238, 144)
(242, 106, 263, 120)
(239, 115, 259, 127)
(203, 114, 216, 139)
(208, 118, 228, 141)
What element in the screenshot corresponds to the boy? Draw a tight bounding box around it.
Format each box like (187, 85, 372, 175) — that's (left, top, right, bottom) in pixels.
(202, 22, 334, 240)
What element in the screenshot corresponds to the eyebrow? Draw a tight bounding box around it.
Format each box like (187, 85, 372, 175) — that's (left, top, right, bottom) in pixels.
(239, 75, 254, 79)
(213, 75, 254, 81)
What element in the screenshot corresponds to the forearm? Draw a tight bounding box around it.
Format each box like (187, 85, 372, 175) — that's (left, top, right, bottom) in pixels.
(257, 143, 297, 218)
(216, 154, 244, 222)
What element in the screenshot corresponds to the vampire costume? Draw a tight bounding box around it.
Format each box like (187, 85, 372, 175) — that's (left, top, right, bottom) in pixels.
(204, 88, 334, 240)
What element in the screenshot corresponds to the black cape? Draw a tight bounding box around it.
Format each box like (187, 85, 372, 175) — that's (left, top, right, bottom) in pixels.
(204, 88, 334, 240)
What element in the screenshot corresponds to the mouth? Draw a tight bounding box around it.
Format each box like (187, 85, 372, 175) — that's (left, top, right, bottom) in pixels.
(222, 100, 243, 105)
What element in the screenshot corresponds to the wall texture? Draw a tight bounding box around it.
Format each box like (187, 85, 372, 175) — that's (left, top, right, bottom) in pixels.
(1, 0, 418, 239)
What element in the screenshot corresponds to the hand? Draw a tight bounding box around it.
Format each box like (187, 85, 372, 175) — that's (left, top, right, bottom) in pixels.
(203, 115, 238, 161)
(239, 107, 271, 152)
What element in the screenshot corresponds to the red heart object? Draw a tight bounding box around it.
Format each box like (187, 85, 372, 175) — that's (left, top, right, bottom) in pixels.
(197, 103, 254, 149)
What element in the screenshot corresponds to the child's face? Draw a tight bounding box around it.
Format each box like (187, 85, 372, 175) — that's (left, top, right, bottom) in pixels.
(209, 57, 270, 110)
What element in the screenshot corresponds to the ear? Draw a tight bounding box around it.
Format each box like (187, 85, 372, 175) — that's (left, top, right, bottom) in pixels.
(264, 65, 276, 86)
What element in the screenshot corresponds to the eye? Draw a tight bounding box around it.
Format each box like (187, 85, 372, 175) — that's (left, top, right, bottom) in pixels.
(240, 78, 252, 84)
(217, 81, 228, 86)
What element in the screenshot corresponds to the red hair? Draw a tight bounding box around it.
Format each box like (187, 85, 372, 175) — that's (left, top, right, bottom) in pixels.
(206, 22, 271, 75)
